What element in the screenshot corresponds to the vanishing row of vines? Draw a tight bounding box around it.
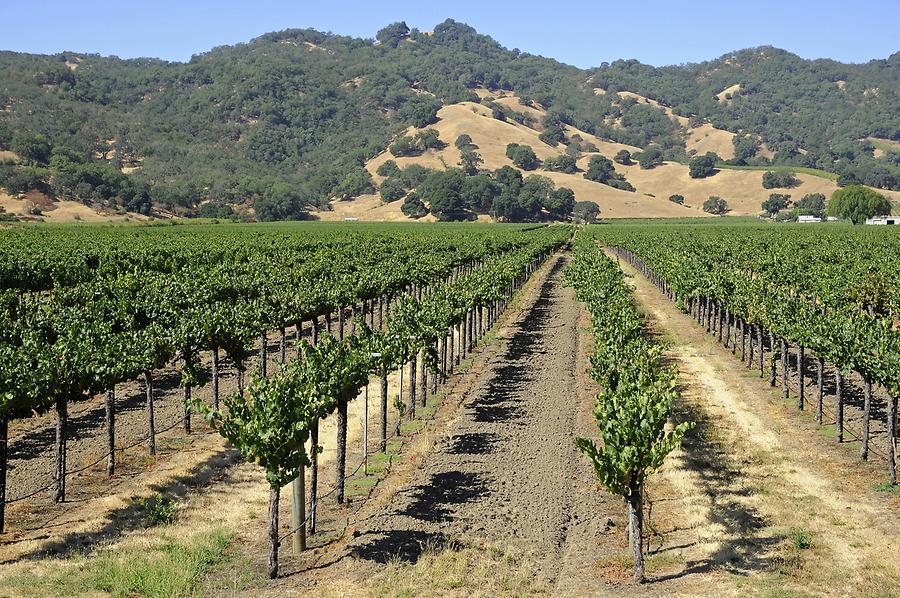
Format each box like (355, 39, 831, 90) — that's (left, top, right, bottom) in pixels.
(592, 224, 900, 485)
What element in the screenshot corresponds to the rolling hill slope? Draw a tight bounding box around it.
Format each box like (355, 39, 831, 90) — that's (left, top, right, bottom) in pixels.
(326, 92, 900, 221)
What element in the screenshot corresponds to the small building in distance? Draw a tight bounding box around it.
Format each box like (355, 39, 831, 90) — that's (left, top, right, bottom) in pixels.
(865, 216, 899, 225)
(797, 215, 822, 223)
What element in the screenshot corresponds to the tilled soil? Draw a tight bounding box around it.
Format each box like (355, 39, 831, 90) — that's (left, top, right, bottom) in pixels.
(302, 256, 614, 590)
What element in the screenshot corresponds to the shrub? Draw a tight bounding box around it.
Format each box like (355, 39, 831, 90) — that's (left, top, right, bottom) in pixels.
(138, 494, 177, 526)
(668, 194, 685, 204)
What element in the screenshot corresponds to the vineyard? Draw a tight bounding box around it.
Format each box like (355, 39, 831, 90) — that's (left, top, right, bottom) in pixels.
(597, 224, 900, 485)
(0, 221, 898, 596)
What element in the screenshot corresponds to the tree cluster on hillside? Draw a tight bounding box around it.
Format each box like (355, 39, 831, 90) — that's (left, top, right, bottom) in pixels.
(591, 48, 900, 190)
(703, 196, 729, 215)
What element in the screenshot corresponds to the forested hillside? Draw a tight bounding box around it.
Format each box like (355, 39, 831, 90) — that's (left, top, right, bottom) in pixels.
(0, 19, 897, 219)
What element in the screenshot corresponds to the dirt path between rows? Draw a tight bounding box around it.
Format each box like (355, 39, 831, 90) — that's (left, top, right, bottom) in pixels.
(285, 255, 629, 595)
(610, 250, 900, 597)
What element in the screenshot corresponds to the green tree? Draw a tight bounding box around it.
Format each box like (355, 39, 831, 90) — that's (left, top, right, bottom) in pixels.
(636, 147, 663, 169)
(255, 183, 307, 221)
(334, 168, 374, 200)
(732, 134, 760, 164)
(702, 196, 729, 215)
(376, 160, 401, 178)
(414, 128, 442, 150)
(389, 136, 419, 157)
(795, 192, 826, 217)
(379, 177, 407, 202)
(10, 132, 52, 166)
(459, 148, 483, 175)
(573, 200, 600, 223)
(420, 168, 468, 221)
(539, 125, 566, 147)
(454, 134, 474, 149)
(613, 149, 632, 165)
(401, 191, 428, 218)
(460, 173, 498, 212)
(0, 165, 48, 195)
(543, 153, 578, 173)
(517, 174, 554, 220)
(826, 185, 892, 224)
(506, 143, 539, 170)
(762, 171, 800, 189)
(376, 22, 410, 48)
(668, 194, 685, 204)
(398, 164, 432, 188)
(584, 155, 617, 183)
(545, 187, 575, 219)
(689, 153, 718, 178)
(761, 193, 791, 216)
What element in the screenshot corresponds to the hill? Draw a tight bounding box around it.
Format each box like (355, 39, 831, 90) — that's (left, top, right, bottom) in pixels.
(325, 92, 900, 220)
(0, 20, 898, 220)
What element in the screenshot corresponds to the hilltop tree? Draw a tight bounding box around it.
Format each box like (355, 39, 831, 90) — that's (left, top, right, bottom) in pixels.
(761, 193, 791, 216)
(376, 160, 401, 178)
(10, 132, 52, 166)
(826, 185, 891, 224)
(539, 125, 567, 147)
(732, 134, 760, 164)
(389, 136, 419, 157)
(376, 22, 410, 48)
(379, 177, 407, 202)
(414, 129, 443, 150)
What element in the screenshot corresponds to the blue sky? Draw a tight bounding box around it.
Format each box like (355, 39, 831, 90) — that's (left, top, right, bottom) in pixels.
(3, 1, 898, 67)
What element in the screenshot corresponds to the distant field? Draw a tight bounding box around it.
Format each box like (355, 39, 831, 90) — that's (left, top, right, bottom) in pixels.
(715, 163, 839, 181)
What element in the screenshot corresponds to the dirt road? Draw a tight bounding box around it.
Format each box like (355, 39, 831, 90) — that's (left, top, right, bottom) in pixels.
(294, 255, 621, 594)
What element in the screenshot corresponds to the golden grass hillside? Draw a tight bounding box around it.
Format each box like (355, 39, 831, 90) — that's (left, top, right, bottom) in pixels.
(0, 191, 145, 223)
(327, 92, 900, 221)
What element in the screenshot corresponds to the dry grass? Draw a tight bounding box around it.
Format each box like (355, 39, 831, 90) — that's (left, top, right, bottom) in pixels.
(316, 541, 550, 597)
(0, 191, 143, 223)
(716, 83, 742, 103)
